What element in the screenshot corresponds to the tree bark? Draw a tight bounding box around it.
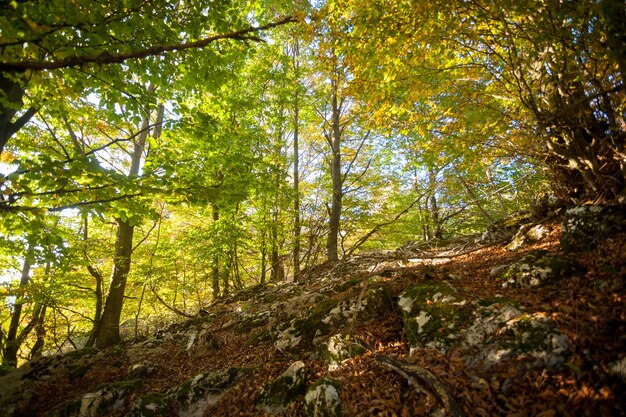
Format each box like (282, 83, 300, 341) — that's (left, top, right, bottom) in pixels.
(95, 219, 135, 348)
(211, 203, 221, 298)
(95, 100, 159, 348)
(326, 72, 343, 262)
(291, 39, 302, 282)
(0, 73, 37, 156)
(2, 246, 33, 367)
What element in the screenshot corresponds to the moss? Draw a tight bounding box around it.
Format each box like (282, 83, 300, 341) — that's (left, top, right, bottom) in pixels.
(305, 378, 342, 417)
(257, 363, 306, 411)
(498, 314, 558, 353)
(126, 392, 171, 417)
(68, 364, 92, 381)
(63, 347, 97, 360)
(96, 378, 143, 392)
(283, 298, 341, 350)
(332, 277, 361, 293)
(400, 281, 471, 349)
(245, 329, 273, 347)
(477, 295, 518, 308)
(175, 368, 240, 406)
(235, 312, 270, 334)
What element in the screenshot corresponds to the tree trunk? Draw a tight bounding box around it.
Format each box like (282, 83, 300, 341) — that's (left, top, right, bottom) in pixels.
(326, 75, 343, 262)
(30, 305, 47, 359)
(2, 247, 33, 367)
(292, 39, 302, 282)
(0, 73, 37, 156)
(211, 204, 221, 298)
(95, 100, 158, 349)
(83, 215, 104, 348)
(95, 219, 135, 348)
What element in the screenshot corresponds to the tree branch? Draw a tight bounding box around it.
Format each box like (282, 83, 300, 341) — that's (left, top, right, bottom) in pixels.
(0, 17, 297, 72)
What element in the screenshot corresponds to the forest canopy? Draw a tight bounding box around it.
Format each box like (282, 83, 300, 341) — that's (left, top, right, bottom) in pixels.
(1, 0, 624, 367)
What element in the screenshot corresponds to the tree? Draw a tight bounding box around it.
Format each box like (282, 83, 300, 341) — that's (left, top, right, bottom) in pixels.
(94, 101, 163, 348)
(0, 0, 294, 157)
(332, 0, 625, 202)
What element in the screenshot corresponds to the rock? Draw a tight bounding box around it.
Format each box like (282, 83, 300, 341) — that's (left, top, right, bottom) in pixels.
(186, 327, 221, 351)
(77, 380, 143, 417)
(609, 357, 626, 382)
(480, 211, 534, 243)
(489, 264, 510, 277)
(257, 361, 307, 414)
(464, 303, 523, 348)
(125, 392, 171, 417)
(304, 378, 342, 417)
(398, 281, 471, 353)
(506, 224, 551, 251)
(274, 299, 340, 353)
(173, 368, 241, 417)
(321, 286, 391, 325)
(560, 205, 626, 252)
(127, 363, 157, 379)
(469, 312, 569, 370)
(501, 250, 583, 288)
(324, 334, 365, 371)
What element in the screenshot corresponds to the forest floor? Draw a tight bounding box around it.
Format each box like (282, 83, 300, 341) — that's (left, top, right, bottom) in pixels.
(7, 221, 626, 417)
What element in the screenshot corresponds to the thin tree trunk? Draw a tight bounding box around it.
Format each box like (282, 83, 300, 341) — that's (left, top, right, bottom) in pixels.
(30, 305, 47, 359)
(83, 215, 104, 348)
(211, 203, 221, 299)
(292, 38, 301, 281)
(326, 73, 343, 262)
(2, 246, 34, 367)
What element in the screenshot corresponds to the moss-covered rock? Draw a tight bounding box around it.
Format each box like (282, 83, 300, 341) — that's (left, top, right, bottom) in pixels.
(234, 310, 271, 334)
(501, 250, 583, 288)
(323, 334, 366, 371)
(469, 312, 569, 370)
(304, 378, 342, 417)
(125, 392, 171, 417)
(174, 368, 241, 417)
(398, 281, 471, 352)
(257, 361, 307, 415)
(560, 205, 626, 252)
(506, 224, 551, 251)
(274, 298, 340, 353)
(79, 379, 143, 417)
(464, 303, 523, 348)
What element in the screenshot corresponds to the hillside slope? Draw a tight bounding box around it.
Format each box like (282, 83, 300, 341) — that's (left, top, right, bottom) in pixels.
(1, 210, 625, 417)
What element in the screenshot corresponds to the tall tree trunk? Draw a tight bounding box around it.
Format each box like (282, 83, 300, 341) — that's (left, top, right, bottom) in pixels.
(2, 246, 34, 367)
(95, 100, 160, 349)
(326, 75, 343, 262)
(211, 204, 221, 298)
(291, 39, 301, 282)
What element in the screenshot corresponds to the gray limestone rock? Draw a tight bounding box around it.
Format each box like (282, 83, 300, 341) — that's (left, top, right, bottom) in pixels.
(560, 205, 626, 252)
(501, 250, 583, 288)
(398, 281, 471, 354)
(506, 224, 551, 251)
(173, 368, 241, 417)
(257, 361, 307, 415)
(304, 378, 342, 417)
